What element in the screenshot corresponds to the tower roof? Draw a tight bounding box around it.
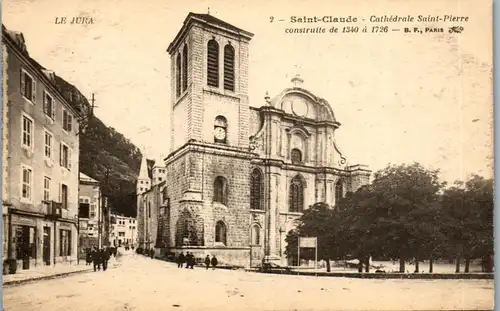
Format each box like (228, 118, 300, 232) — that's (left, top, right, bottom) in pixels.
(167, 12, 254, 54)
(138, 155, 150, 180)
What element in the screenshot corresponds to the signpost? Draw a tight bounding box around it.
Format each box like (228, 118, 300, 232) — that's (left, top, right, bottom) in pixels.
(298, 237, 318, 269)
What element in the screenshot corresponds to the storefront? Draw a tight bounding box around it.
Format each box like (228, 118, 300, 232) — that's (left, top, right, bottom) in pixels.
(4, 208, 78, 271)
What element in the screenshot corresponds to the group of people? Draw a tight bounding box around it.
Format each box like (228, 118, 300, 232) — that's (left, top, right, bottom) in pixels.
(175, 252, 218, 269)
(85, 246, 115, 272)
(204, 254, 218, 270)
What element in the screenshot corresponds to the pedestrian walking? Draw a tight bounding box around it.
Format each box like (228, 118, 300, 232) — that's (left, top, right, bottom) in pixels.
(205, 255, 211, 270)
(211, 255, 218, 270)
(98, 248, 105, 271)
(178, 252, 185, 268)
(85, 249, 92, 266)
(185, 252, 191, 269)
(150, 248, 155, 259)
(103, 247, 110, 271)
(91, 247, 101, 272)
(189, 253, 196, 269)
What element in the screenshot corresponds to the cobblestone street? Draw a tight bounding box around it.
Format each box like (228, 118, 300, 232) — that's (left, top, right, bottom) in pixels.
(3, 251, 494, 311)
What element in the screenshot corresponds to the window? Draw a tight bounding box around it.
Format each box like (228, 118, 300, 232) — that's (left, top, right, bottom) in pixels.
(182, 45, 188, 91)
(250, 169, 263, 210)
(44, 131, 52, 159)
(61, 184, 68, 209)
(176, 53, 181, 97)
(21, 166, 32, 201)
(289, 175, 305, 213)
(252, 224, 261, 245)
(59, 143, 71, 169)
(22, 114, 33, 149)
(21, 69, 36, 103)
(59, 229, 71, 256)
(215, 221, 227, 245)
(62, 109, 73, 132)
(207, 39, 219, 87)
(79, 201, 90, 218)
(213, 176, 228, 205)
(43, 176, 51, 201)
(335, 179, 344, 202)
(291, 148, 302, 164)
(148, 202, 151, 218)
(223, 44, 235, 91)
(43, 91, 55, 119)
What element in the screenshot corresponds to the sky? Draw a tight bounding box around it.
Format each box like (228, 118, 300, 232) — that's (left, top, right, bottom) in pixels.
(2, 0, 493, 184)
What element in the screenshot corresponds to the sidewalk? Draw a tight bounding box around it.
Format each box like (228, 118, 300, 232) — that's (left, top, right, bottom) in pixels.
(3, 262, 93, 286)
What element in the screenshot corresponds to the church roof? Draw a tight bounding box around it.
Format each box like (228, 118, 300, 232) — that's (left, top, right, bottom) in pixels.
(188, 13, 248, 34)
(138, 156, 151, 180)
(167, 12, 254, 54)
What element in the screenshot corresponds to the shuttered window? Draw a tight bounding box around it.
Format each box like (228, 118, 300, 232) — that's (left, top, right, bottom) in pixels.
(182, 45, 188, 92)
(176, 53, 181, 97)
(224, 44, 235, 91)
(207, 40, 219, 87)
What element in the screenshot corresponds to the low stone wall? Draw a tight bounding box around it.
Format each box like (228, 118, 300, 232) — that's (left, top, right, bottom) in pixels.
(167, 247, 251, 268)
(259, 270, 495, 279)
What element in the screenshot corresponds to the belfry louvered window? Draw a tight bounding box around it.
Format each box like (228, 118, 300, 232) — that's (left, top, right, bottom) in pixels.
(176, 53, 181, 96)
(182, 45, 188, 92)
(224, 44, 235, 91)
(207, 39, 219, 87)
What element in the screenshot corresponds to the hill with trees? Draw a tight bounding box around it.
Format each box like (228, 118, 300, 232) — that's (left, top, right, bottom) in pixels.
(79, 116, 142, 217)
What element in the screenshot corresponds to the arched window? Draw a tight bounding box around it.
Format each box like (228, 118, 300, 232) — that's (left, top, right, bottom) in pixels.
(207, 39, 219, 87)
(250, 168, 263, 210)
(335, 179, 344, 202)
(215, 221, 227, 245)
(291, 148, 302, 164)
(213, 176, 228, 205)
(223, 44, 235, 91)
(251, 224, 261, 245)
(182, 45, 188, 92)
(214, 116, 227, 144)
(289, 175, 305, 213)
(176, 53, 181, 96)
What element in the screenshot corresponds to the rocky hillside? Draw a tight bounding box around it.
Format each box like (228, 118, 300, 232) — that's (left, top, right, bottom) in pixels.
(79, 116, 142, 217)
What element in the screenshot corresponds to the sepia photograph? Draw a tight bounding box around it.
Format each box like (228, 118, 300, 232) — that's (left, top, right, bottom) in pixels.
(0, 0, 494, 310)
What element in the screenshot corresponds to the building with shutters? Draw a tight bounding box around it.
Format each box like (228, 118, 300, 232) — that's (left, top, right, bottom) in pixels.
(137, 13, 371, 267)
(2, 25, 91, 271)
(78, 173, 102, 251)
(108, 214, 138, 247)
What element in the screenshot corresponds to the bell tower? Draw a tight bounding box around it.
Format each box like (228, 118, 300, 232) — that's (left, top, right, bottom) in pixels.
(167, 12, 254, 152)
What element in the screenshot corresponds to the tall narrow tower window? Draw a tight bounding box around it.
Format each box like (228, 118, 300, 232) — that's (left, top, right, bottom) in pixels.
(207, 39, 219, 87)
(176, 53, 181, 97)
(289, 175, 305, 213)
(223, 44, 235, 91)
(182, 45, 188, 92)
(250, 168, 263, 210)
(213, 176, 228, 205)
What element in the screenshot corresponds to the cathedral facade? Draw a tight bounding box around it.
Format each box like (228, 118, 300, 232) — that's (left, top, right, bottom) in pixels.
(137, 13, 370, 267)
